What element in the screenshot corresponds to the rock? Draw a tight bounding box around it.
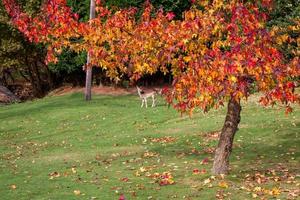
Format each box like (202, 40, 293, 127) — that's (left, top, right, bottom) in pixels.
(0, 85, 20, 104)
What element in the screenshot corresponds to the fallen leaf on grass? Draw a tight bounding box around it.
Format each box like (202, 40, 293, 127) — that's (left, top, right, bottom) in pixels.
(243, 166, 298, 199)
(140, 166, 147, 173)
(135, 171, 141, 177)
(216, 190, 231, 199)
(73, 190, 81, 195)
(200, 158, 209, 165)
(143, 151, 160, 158)
(120, 177, 129, 182)
(269, 187, 280, 196)
(252, 186, 281, 198)
(252, 193, 258, 198)
(218, 181, 229, 188)
(10, 184, 17, 190)
(193, 169, 206, 175)
(287, 189, 300, 199)
(119, 194, 126, 200)
(203, 131, 220, 141)
(203, 178, 211, 185)
(150, 136, 176, 144)
(202, 147, 215, 154)
(191, 148, 201, 155)
(49, 171, 60, 179)
(71, 167, 77, 174)
(135, 165, 157, 177)
(151, 172, 175, 186)
(193, 169, 200, 175)
(203, 176, 217, 187)
(253, 186, 262, 192)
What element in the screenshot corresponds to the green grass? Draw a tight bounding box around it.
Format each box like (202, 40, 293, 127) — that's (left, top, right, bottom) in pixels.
(0, 93, 299, 200)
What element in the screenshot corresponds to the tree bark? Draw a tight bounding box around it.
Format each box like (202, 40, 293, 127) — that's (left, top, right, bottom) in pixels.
(85, 0, 95, 101)
(41, 61, 54, 90)
(33, 61, 45, 97)
(212, 98, 241, 174)
(85, 55, 92, 101)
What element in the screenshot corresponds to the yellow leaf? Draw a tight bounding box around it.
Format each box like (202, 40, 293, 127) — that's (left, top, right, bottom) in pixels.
(140, 167, 146, 172)
(74, 190, 81, 196)
(71, 167, 77, 174)
(199, 95, 205, 101)
(218, 181, 229, 188)
(168, 178, 175, 184)
(10, 184, 17, 190)
(49, 171, 60, 179)
(276, 34, 289, 45)
(203, 178, 211, 185)
(229, 76, 237, 83)
(207, 76, 212, 82)
(281, 34, 289, 42)
(183, 56, 192, 62)
(252, 193, 258, 198)
(135, 171, 141, 177)
(253, 186, 262, 192)
(270, 187, 280, 196)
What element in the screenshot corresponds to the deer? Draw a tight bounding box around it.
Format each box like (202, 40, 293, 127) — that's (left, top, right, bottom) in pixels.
(136, 86, 160, 108)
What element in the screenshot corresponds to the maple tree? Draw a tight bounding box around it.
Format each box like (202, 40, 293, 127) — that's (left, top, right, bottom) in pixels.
(0, 0, 54, 97)
(3, 0, 299, 174)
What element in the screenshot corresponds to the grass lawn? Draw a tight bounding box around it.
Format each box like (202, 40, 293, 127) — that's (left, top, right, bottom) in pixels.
(0, 93, 299, 200)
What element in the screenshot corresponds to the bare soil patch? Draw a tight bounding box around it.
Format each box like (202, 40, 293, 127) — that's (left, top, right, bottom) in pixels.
(49, 85, 166, 97)
(48, 86, 138, 96)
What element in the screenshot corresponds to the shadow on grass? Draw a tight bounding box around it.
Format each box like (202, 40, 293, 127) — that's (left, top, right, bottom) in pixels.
(144, 127, 299, 174)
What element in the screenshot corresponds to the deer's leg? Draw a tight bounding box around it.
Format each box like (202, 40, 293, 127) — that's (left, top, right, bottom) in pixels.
(141, 99, 144, 108)
(145, 98, 148, 108)
(152, 95, 155, 107)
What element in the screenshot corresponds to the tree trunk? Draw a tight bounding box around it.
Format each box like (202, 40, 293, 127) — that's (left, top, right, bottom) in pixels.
(84, 0, 95, 101)
(41, 62, 55, 89)
(212, 98, 241, 174)
(33, 61, 45, 97)
(85, 58, 92, 101)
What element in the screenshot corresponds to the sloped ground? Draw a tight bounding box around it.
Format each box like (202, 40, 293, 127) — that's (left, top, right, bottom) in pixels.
(0, 93, 299, 199)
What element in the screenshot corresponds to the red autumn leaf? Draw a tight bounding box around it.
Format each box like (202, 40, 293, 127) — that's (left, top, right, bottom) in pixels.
(119, 194, 126, 200)
(166, 12, 175, 21)
(120, 177, 129, 182)
(193, 169, 200, 174)
(201, 158, 209, 165)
